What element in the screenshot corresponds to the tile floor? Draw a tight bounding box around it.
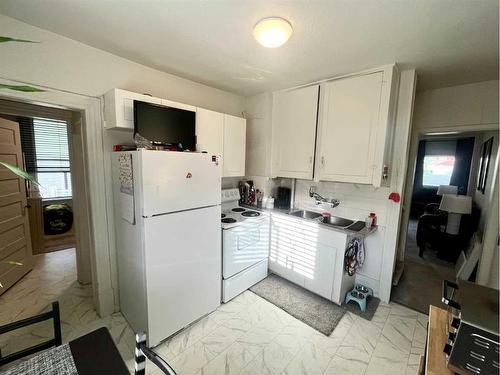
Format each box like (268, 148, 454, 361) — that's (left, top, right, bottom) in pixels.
(0, 249, 425, 375)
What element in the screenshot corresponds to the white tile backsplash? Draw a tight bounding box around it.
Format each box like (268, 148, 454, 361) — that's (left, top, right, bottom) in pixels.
(294, 179, 391, 226)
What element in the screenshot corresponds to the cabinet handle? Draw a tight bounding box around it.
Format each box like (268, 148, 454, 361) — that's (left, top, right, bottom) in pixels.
(309, 156, 313, 164)
(321, 156, 325, 167)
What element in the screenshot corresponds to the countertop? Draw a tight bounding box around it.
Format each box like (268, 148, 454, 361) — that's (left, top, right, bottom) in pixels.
(240, 204, 377, 237)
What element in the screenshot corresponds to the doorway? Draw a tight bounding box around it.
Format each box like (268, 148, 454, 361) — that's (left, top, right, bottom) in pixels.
(0, 98, 92, 298)
(392, 130, 496, 313)
(0, 98, 96, 359)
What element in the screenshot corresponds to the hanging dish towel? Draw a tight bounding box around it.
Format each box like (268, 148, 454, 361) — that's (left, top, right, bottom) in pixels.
(344, 236, 364, 276)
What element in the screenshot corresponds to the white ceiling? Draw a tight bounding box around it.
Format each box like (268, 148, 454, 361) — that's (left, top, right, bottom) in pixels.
(0, 0, 498, 96)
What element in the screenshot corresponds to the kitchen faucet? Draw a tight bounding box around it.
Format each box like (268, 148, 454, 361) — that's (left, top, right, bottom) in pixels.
(309, 186, 340, 208)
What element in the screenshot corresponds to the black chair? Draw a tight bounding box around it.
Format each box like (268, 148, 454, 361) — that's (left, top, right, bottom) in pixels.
(0, 301, 62, 366)
(416, 203, 447, 257)
(417, 203, 480, 261)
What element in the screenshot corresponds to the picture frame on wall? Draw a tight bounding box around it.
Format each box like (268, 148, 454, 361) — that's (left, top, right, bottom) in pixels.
(477, 137, 493, 194)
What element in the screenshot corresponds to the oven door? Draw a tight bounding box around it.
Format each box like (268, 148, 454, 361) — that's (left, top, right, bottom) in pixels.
(222, 217, 270, 279)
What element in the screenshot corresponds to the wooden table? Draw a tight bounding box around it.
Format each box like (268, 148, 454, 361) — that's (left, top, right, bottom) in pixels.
(425, 305, 454, 375)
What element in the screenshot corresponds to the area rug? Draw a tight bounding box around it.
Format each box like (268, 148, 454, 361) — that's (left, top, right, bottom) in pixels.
(250, 273, 380, 336)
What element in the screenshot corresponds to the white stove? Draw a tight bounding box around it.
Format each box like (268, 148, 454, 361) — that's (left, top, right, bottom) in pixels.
(221, 189, 263, 229)
(221, 188, 269, 302)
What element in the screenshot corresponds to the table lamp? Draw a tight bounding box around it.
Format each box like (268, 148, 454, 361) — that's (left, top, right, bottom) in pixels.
(439, 194, 472, 235)
(437, 185, 458, 196)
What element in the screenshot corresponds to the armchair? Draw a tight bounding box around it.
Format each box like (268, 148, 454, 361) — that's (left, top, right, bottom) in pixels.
(416, 203, 447, 257)
(416, 203, 480, 261)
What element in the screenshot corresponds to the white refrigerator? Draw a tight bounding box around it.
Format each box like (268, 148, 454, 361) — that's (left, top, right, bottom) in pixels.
(112, 150, 222, 346)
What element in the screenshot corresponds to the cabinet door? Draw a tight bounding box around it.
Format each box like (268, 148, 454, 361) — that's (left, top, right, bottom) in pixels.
(104, 89, 162, 130)
(223, 114, 246, 177)
(272, 85, 319, 179)
(196, 108, 224, 156)
(316, 72, 384, 184)
(269, 215, 306, 287)
(303, 242, 337, 299)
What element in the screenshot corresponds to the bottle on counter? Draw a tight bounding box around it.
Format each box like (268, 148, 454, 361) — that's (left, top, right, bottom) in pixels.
(256, 189, 264, 208)
(365, 212, 377, 228)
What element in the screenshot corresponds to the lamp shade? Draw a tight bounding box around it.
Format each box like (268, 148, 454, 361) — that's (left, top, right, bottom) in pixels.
(437, 185, 458, 195)
(439, 194, 472, 214)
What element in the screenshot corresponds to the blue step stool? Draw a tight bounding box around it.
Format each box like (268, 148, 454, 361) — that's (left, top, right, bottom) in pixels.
(345, 284, 373, 312)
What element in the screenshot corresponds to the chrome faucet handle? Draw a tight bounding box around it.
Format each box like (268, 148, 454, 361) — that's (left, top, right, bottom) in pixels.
(330, 199, 340, 208)
(309, 186, 316, 198)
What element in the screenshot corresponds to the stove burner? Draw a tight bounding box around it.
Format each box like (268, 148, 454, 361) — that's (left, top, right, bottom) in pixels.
(221, 214, 226, 219)
(242, 211, 260, 217)
(232, 208, 246, 212)
(222, 218, 237, 224)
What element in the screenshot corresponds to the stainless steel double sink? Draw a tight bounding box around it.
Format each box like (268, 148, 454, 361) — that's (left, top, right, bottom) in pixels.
(287, 209, 355, 229)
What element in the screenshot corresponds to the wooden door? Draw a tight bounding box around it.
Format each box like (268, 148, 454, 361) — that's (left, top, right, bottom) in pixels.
(272, 85, 319, 179)
(0, 118, 33, 294)
(222, 114, 246, 177)
(317, 72, 384, 184)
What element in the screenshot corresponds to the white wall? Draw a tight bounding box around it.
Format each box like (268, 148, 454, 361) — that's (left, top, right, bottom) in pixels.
(413, 80, 499, 131)
(0, 14, 245, 312)
(244, 92, 273, 177)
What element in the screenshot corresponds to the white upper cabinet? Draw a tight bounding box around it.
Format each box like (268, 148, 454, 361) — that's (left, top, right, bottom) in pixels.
(196, 108, 224, 156)
(272, 85, 319, 179)
(196, 110, 246, 177)
(223, 114, 246, 177)
(315, 66, 397, 186)
(104, 88, 195, 130)
(104, 89, 162, 130)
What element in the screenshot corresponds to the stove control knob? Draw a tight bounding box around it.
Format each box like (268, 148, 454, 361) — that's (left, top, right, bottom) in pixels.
(451, 318, 460, 329)
(443, 344, 453, 355)
(448, 332, 456, 342)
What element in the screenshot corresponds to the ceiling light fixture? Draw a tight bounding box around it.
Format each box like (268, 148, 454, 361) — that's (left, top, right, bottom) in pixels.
(253, 17, 293, 48)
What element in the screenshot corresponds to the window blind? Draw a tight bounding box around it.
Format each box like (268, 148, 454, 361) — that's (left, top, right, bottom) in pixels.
(32, 117, 70, 174)
(18, 116, 72, 198)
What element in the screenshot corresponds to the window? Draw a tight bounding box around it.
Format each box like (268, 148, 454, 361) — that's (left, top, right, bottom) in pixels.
(32, 118, 72, 198)
(422, 155, 455, 187)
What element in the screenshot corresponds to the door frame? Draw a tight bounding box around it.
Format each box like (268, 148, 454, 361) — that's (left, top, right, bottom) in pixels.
(0, 78, 116, 317)
(396, 122, 499, 264)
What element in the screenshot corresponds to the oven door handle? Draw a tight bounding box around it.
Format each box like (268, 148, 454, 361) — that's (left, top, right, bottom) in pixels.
(442, 280, 461, 309)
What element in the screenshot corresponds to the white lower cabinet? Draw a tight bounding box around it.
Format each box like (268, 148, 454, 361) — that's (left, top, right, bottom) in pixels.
(303, 242, 337, 299)
(269, 213, 353, 304)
